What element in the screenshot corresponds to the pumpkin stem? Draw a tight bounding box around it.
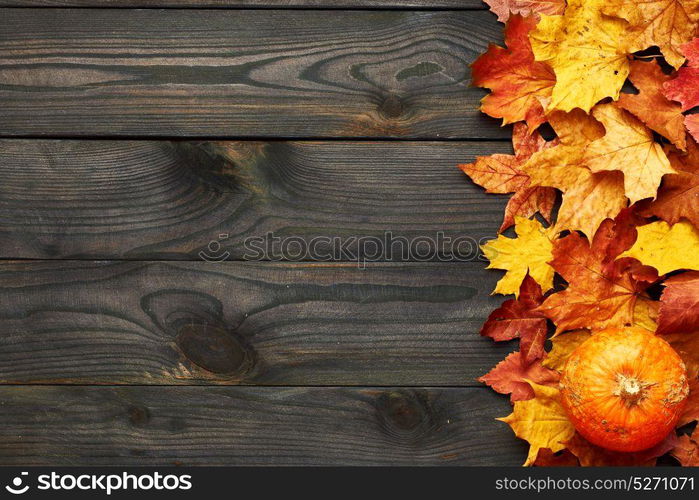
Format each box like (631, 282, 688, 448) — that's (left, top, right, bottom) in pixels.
(614, 374, 652, 406)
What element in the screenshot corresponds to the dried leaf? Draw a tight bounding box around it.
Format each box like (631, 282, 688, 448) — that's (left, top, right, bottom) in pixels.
(483, 0, 565, 22)
(532, 448, 580, 466)
(664, 38, 699, 110)
(523, 109, 627, 238)
(584, 104, 675, 204)
(567, 432, 678, 466)
(459, 123, 557, 232)
(480, 274, 549, 363)
(671, 434, 699, 466)
(530, 0, 630, 112)
(538, 215, 654, 333)
(471, 15, 556, 130)
(678, 379, 699, 427)
(482, 217, 555, 297)
(543, 329, 591, 372)
(479, 351, 560, 402)
(618, 59, 687, 150)
(603, 0, 699, 70)
(499, 382, 576, 466)
(619, 220, 699, 274)
(640, 139, 699, 229)
(657, 271, 699, 335)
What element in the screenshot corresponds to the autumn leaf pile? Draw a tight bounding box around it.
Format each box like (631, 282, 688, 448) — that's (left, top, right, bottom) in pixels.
(461, 0, 699, 466)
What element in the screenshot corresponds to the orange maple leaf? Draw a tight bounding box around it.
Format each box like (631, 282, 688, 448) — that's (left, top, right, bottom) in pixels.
(664, 38, 699, 110)
(471, 15, 556, 130)
(618, 59, 687, 151)
(459, 123, 557, 232)
(537, 213, 657, 333)
(483, 0, 565, 22)
(603, 0, 699, 70)
(640, 139, 699, 229)
(522, 109, 627, 238)
(478, 351, 559, 402)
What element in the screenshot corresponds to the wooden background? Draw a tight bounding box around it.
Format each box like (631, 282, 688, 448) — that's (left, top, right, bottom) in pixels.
(0, 1, 529, 465)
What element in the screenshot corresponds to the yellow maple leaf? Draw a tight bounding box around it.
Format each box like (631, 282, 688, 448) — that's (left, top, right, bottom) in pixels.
(522, 110, 627, 237)
(584, 104, 675, 204)
(499, 382, 576, 466)
(481, 217, 554, 297)
(619, 220, 699, 274)
(543, 329, 591, 372)
(602, 0, 699, 70)
(529, 0, 630, 112)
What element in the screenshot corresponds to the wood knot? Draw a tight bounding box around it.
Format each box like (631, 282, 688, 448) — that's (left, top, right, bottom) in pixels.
(375, 391, 429, 432)
(128, 406, 150, 427)
(378, 94, 404, 119)
(176, 323, 254, 376)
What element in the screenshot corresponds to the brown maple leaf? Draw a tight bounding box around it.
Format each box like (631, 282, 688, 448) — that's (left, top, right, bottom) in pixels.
(657, 271, 699, 335)
(640, 139, 699, 229)
(480, 274, 549, 362)
(671, 434, 699, 466)
(471, 15, 556, 130)
(618, 59, 687, 151)
(483, 0, 565, 22)
(537, 213, 656, 333)
(459, 123, 557, 232)
(664, 38, 699, 110)
(478, 351, 559, 402)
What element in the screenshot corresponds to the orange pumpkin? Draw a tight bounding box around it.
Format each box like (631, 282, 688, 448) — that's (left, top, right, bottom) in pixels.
(560, 327, 689, 452)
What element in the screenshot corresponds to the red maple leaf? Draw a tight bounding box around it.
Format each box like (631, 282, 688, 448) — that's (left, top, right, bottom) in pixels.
(480, 274, 548, 362)
(664, 38, 699, 111)
(537, 212, 657, 333)
(478, 351, 559, 401)
(471, 14, 556, 130)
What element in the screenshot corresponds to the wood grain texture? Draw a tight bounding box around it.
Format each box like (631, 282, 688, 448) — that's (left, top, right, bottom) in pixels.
(0, 140, 511, 260)
(1, 0, 486, 7)
(0, 386, 524, 465)
(0, 9, 505, 138)
(0, 260, 512, 385)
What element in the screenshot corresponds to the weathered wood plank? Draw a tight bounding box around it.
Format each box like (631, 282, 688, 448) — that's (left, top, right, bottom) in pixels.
(0, 260, 511, 385)
(0, 386, 523, 465)
(0, 140, 511, 260)
(2, 0, 487, 7)
(0, 9, 504, 138)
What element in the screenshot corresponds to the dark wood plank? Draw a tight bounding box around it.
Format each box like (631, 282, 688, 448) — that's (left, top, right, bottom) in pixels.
(0, 140, 511, 260)
(2, 0, 486, 7)
(0, 386, 523, 465)
(0, 9, 504, 138)
(0, 260, 512, 385)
